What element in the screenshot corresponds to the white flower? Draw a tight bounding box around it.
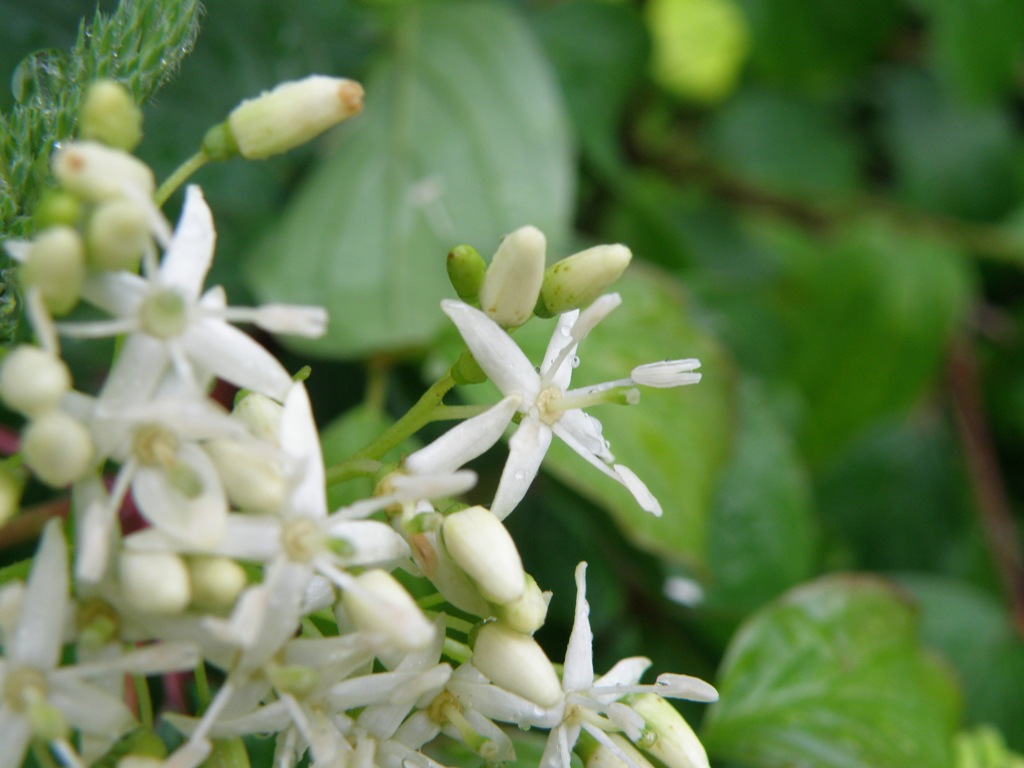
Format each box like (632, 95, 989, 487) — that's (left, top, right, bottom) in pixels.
(57, 185, 326, 402)
(442, 295, 663, 518)
(0, 521, 197, 768)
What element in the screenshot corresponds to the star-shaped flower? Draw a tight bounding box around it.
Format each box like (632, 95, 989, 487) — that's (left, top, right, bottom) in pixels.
(442, 295, 668, 518)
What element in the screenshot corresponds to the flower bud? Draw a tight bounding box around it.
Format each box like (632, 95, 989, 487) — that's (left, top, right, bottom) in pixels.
(52, 141, 155, 201)
(443, 506, 524, 605)
(232, 392, 283, 444)
(472, 622, 562, 708)
(223, 75, 365, 160)
(204, 439, 286, 514)
(119, 551, 191, 614)
(447, 244, 487, 302)
(630, 360, 701, 388)
(79, 79, 143, 151)
(341, 569, 434, 651)
(627, 693, 710, 768)
(0, 345, 72, 417)
(86, 199, 150, 271)
(537, 243, 631, 317)
(494, 573, 550, 634)
(580, 733, 657, 768)
(478, 226, 546, 328)
(34, 189, 82, 229)
(20, 226, 86, 315)
(22, 411, 94, 487)
(187, 555, 248, 611)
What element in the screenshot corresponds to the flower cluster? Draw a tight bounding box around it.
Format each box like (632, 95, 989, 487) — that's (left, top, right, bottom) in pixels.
(0, 77, 714, 768)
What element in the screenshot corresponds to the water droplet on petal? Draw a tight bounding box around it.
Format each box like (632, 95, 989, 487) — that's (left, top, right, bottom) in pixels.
(560, 326, 571, 337)
(571, 355, 580, 368)
(513, 470, 526, 481)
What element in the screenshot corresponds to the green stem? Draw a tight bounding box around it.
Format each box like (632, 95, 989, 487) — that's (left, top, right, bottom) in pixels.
(154, 151, 210, 207)
(428, 404, 493, 422)
(325, 366, 457, 484)
(31, 743, 59, 768)
(194, 661, 211, 711)
(133, 674, 154, 730)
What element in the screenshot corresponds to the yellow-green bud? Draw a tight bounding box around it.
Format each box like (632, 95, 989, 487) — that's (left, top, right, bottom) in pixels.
(494, 573, 550, 634)
(0, 345, 72, 417)
(187, 555, 248, 611)
(479, 226, 546, 328)
(20, 226, 86, 316)
(79, 79, 143, 151)
(204, 439, 286, 514)
(28, 699, 69, 742)
(268, 663, 319, 697)
(472, 622, 562, 708)
(119, 551, 191, 614)
(225, 75, 365, 159)
(341, 569, 435, 650)
(442, 506, 525, 605)
(537, 243, 631, 318)
(232, 392, 283, 444)
(52, 141, 155, 201)
(628, 694, 710, 768)
(447, 245, 486, 302)
(34, 189, 82, 229)
(22, 411, 94, 487)
(86, 199, 150, 271)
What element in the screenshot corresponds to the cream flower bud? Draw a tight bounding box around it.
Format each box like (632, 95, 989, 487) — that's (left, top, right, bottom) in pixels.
(342, 569, 434, 650)
(204, 439, 286, 514)
(443, 506, 525, 605)
(86, 198, 150, 271)
(224, 75, 365, 159)
(22, 411, 94, 487)
(232, 392, 283, 444)
(472, 622, 562, 708)
(538, 243, 632, 317)
(20, 226, 86, 315)
(52, 141, 155, 200)
(0, 345, 72, 417)
(119, 551, 191, 614)
(479, 226, 546, 328)
(628, 693, 710, 768)
(630, 360, 702, 388)
(187, 555, 248, 611)
(79, 79, 143, 151)
(582, 733, 657, 768)
(494, 573, 551, 634)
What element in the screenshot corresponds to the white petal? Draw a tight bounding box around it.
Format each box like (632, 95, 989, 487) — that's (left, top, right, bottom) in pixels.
(324, 520, 410, 568)
(571, 293, 621, 342)
(612, 464, 662, 517)
(541, 311, 579, 392)
(594, 657, 652, 689)
(237, 560, 312, 673)
(630, 360, 701, 388)
(159, 186, 215, 299)
(95, 333, 170, 414)
(79, 271, 147, 318)
(3, 240, 30, 262)
(12, 520, 67, 669)
(562, 562, 593, 692)
(181, 318, 294, 400)
(557, 408, 612, 461)
(130, 446, 228, 546)
(654, 673, 719, 702)
(404, 395, 520, 475)
(73, 477, 117, 585)
(49, 677, 135, 736)
(281, 383, 327, 519)
(0, 708, 30, 768)
(490, 418, 552, 520)
(441, 300, 540, 404)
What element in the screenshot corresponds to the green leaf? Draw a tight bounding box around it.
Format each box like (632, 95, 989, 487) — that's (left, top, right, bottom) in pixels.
(707, 86, 862, 197)
(0, 0, 201, 239)
(878, 67, 1019, 220)
(766, 217, 972, 461)
(736, 0, 901, 88)
(704, 379, 816, 617)
(703, 575, 961, 768)
(901, 576, 1024, 753)
(247, 0, 574, 359)
(534, 0, 649, 172)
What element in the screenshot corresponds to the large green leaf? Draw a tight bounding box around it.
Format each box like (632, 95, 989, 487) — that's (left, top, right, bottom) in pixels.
(247, 0, 573, 358)
(703, 575, 961, 768)
(704, 379, 816, 618)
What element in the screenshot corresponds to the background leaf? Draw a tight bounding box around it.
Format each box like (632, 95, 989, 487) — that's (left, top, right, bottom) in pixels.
(247, 0, 574, 358)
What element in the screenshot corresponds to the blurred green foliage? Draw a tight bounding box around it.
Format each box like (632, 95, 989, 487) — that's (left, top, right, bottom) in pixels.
(4, 0, 1024, 764)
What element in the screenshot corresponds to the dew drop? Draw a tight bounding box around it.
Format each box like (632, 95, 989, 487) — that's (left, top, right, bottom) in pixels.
(571, 355, 580, 368)
(513, 470, 526, 481)
(560, 326, 571, 337)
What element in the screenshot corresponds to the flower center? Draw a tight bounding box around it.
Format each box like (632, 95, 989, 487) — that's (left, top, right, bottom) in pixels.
(3, 667, 48, 712)
(281, 517, 323, 562)
(534, 385, 565, 426)
(139, 288, 189, 339)
(132, 423, 179, 467)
